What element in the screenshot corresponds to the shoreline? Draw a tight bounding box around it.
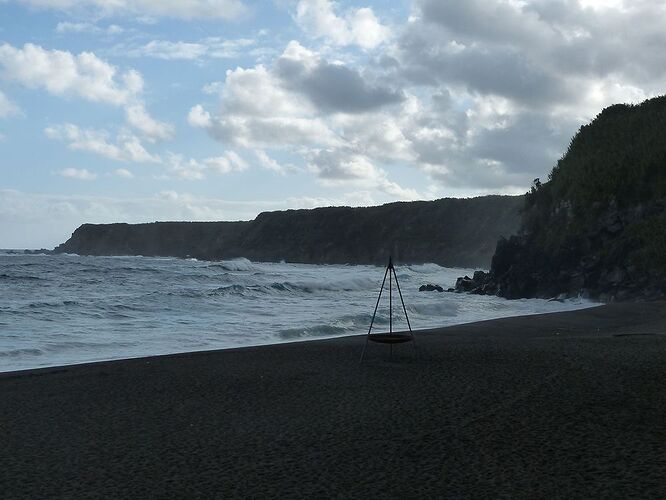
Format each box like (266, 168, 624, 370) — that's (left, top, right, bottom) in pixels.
(0, 300, 600, 376)
(2, 302, 665, 497)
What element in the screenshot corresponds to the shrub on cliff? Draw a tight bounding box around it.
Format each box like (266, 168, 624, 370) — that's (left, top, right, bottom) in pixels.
(492, 95, 666, 299)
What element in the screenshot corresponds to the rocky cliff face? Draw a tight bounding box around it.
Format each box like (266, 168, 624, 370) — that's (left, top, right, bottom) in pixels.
(456, 96, 666, 301)
(54, 196, 523, 268)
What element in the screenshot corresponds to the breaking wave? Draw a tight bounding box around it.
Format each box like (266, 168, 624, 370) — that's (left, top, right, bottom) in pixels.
(0, 253, 596, 372)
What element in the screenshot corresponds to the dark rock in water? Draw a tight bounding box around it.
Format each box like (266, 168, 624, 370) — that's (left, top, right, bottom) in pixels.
(419, 284, 444, 292)
(454, 273, 494, 294)
(454, 276, 474, 292)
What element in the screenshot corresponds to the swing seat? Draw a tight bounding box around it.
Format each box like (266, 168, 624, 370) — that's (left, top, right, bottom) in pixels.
(368, 333, 413, 344)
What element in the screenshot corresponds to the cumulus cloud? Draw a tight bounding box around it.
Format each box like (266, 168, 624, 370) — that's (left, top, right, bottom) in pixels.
(191, 41, 403, 151)
(165, 151, 248, 180)
(189, 59, 340, 149)
(295, 0, 390, 49)
(307, 148, 421, 199)
(15, 0, 248, 20)
(363, 0, 666, 190)
(0, 43, 134, 105)
(58, 167, 97, 180)
(45, 124, 161, 163)
(179, 0, 666, 197)
(0, 90, 21, 117)
(275, 41, 403, 113)
(255, 150, 292, 175)
(401, 0, 666, 110)
(124, 103, 174, 142)
(0, 43, 173, 142)
(189, 41, 421, 197)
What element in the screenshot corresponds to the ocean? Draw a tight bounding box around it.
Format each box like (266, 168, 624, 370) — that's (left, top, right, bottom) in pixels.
(0, 252, 595, 372)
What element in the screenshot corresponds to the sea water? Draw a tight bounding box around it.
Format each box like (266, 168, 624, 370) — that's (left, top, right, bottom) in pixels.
(0, 252, 595, 372)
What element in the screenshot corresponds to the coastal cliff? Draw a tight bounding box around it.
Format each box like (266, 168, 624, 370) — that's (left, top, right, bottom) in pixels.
(458, 95, 666, 301)
(54, 196, 522, 268)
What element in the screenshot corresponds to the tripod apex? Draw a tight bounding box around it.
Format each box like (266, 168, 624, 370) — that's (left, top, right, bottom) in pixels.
(388, 255, 393, 269)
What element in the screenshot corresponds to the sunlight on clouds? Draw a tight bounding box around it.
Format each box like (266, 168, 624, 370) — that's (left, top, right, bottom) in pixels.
(0, 43, 173, 142)
(165, 151, 248, 180)
(578, 0, 626, 11)
(6, 0, 666, 245)
(295, 0, 390, 49)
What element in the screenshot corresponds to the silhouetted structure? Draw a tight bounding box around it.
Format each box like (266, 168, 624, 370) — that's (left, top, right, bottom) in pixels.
(360, 256, 415, 362)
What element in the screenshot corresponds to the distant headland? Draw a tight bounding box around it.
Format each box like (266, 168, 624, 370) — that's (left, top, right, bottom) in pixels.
(53, 196, 523, 269)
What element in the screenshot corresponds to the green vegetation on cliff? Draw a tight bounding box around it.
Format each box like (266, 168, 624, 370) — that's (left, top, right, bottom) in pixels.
(490, 95, 666, 300)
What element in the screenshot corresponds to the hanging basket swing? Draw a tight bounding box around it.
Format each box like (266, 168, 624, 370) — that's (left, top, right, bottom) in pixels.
(360, 256, 416, 361)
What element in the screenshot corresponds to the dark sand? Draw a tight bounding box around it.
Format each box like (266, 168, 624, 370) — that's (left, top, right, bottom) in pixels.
(1, 302, 665, 498)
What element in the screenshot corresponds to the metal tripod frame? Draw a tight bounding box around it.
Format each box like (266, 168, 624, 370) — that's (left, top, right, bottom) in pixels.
(360, 256, 416, 362)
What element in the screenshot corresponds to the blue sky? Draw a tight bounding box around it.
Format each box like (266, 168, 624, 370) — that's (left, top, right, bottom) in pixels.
(1, 0, 665, 248)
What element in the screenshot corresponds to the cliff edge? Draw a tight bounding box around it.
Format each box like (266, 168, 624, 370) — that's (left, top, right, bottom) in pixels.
(458, 95, 666, 300)
(54, 196, 523, 268)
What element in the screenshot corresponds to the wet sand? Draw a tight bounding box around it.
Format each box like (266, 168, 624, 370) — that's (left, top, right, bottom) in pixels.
(1, 302, 665, 498)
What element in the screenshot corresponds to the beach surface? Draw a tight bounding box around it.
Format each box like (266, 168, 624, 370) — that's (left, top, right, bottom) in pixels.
(1, 302, 665, 498)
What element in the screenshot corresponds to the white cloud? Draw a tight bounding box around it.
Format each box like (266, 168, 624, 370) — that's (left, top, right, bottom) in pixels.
(187, 104, 212, 128)
(0, 43, 173, 141)
(16, 0, 249, 20)
(307, 149, 421, 200)
(58, 167, 97, 180)
(295, 0, 390, 49)
(113, 168, 134, 178)
(121, 37, 257, 61)
(0, 43, 133, 105)
(192, 60, 340, 149)
(124, 103, 174, 142)
(0, 90, 21, 117)
(191, 42, 403, 151)
(255, 150, 288, 174)
(45, 124, 161, 163)
(126, 40, 208, 60)
(166, 151, 248, 180)
(56, 22, 123, 35)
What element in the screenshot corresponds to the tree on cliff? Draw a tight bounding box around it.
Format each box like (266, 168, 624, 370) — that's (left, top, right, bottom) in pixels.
(489, 95, 666, 300)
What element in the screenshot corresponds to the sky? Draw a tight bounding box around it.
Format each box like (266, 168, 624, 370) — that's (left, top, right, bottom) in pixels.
(1, 0, 665, 248)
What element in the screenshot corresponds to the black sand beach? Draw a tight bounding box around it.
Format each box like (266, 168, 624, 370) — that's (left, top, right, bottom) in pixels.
(1, 302, 665, 498)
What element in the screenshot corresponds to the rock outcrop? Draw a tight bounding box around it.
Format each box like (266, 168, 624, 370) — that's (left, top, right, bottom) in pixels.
(54, 195, 523, 268)
(419, 284, 444, 292)
(456, 95, 666, 301)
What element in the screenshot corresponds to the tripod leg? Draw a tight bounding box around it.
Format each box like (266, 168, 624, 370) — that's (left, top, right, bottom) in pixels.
(394, 271, 417, 360)
(360, 265, 390, 363)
